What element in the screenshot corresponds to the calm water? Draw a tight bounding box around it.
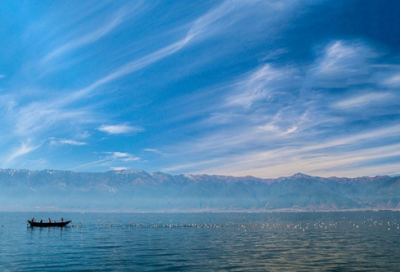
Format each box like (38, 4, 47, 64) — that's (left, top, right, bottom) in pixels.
(0, 211, 399, 271)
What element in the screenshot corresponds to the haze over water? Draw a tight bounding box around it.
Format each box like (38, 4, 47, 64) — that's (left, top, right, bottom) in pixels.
(1, 211, 399, 271)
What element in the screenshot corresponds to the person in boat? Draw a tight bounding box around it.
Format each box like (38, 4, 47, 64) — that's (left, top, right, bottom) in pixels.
(48, 218, 51, 223)
(31, 217, 35, 222)
(40, 219, 43, 223)
(61, 218, 64, 223)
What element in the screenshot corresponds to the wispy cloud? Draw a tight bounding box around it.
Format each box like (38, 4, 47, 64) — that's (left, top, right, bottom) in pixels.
(10, 32, 190, 140)
(110, 167, 127, 171)
(63, 1, 249, 105)
(209, 142, 400, 178)
(13, 102, 94, 137)
(0, 2, 238, 170)
(314, 40, 376, 76)
(385, 73, 400, 86)
(185, 0, 243, 42)
(225, 64, 296, 108)
(97, 124, 144, 135)
(5, 11, 206, 152)
(165, 124, 400, 177)
(6, 141, 42, 164)
(143, 148, 167, 156)
(78, 131, 91, 139)
(160, 37, 400, 177)
(42, 13, 124, 63)
(41, 2, 146, 64)
(50, 139, 87, 146)
(73, 151, 140, 170)
(105, 152, 140, 162)
(1, 1, 399, 177)
(10, 0, 275, 143)
(30, 2, 233, 118)
(186, 0, 303, 44)
(307, 40, 378, 88)
(334, 92, 392, 109)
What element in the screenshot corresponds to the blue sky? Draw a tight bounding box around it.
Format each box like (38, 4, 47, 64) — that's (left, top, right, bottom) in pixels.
(1, 0, 400, 178)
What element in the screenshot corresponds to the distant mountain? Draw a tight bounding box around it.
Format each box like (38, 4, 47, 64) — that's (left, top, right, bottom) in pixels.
(0, 169, 398, 212)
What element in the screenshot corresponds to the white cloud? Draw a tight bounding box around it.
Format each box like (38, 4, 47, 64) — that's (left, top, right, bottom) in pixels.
(78, 131, 91, 139)
(185, 0, 305, 45)
(385, 74, 400, 86)
(207, 142, 400, 178)
(143, 148, 167, 156)
(2, 2, 399, 180)
(307, 40, 378, 88)
(158, 37, 400, 178)
(284, 126, 298, 134)
(97, 124, 144, 135)
(41, 2, 146, 63)
(225, 64, 291, 108)
(73, 151, 140, 170)
(0, 75, 5, 79)
(6, 142, 42, 164)
(42, 14, 123, 62)
(105, 152, 140, 161)
(185, 0, 242, 42)
(7, 6, 213, 143)
(9, 30, 190, 140)
(164, 123, 400, 177)
(164, 158, 221, 173)
(317, 40, 374, 75)
(14, 102, 92, 136)
(51, 139, 87, 146)
(5, 0, 263, 145)
(110, 167, 127, 171)
(334, 92, 391, 109)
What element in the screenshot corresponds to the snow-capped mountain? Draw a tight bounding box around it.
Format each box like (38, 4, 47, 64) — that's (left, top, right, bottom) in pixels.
(0, 169, 398, 211)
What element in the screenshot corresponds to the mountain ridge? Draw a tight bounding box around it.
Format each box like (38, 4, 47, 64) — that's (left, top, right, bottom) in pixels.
(0, 168, 399, 212)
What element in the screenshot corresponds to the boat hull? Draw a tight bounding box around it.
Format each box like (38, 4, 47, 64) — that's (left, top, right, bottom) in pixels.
(28, 220, 71, 227)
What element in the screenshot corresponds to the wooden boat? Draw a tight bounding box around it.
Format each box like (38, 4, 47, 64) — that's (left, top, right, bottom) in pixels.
(27, 220, 71, 227)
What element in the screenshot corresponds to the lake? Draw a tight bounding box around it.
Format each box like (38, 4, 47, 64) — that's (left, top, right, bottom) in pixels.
(0, 211, 399, 271)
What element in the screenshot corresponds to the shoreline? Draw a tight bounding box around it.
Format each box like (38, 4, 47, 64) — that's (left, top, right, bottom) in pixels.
(1, 207, 399, 213)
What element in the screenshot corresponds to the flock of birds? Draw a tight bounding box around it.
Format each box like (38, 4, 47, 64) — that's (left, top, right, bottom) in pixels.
(0, 216, 398, 232)
(50, 217, 400, 232)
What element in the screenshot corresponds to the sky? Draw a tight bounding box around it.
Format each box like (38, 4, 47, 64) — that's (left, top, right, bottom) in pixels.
(0, 0, 400, 178)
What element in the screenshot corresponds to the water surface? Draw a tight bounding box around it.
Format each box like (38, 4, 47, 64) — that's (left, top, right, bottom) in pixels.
(0, 211, 399, 271)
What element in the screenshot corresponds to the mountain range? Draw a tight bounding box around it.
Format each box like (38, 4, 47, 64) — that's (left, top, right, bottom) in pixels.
(0, 169, 399, 212)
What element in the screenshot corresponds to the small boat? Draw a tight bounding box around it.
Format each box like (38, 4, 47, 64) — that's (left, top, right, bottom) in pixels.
(27, 220, 71, 227)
